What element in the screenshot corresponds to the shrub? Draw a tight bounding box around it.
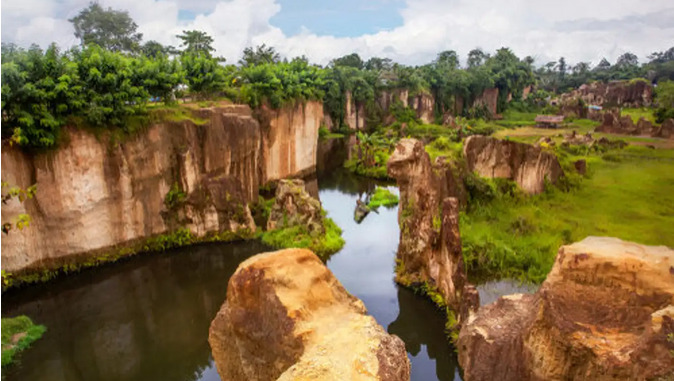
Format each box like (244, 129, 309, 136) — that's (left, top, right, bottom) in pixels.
(1, 316, 46, 367)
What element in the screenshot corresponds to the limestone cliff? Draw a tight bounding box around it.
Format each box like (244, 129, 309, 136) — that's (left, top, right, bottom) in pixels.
(560, 80, 653, 108)
(463, 135, 564, 194)
(345, 91, 366, 130)
(209, 248, 411, 381)
(1, 102, 323, 275)
(387, 138, 479, 326)
(458, 237, 674, 381)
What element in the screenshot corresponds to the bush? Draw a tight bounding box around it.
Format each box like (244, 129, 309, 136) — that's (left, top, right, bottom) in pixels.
(1, 316, 46, 367)
(261, 216, 345, 259)
(367, 187, 399, 209)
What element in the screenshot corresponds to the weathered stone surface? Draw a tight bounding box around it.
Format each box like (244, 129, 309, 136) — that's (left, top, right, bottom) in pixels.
(345, 90, 367, 130)
(2, 102, 324, 274)
(473, 88, 499, 117)
(574, 159, 587, 175)
(411, 93, 435, 123)
(208, 248, 411, 381)
(458, 237, 674, 381)
(257, 100, 323, 182)
(652, 118, 674, 139)
(560, 80, 653, 108)
(387, 138, 478, 325)
(267, 179, 324, 233)
(463, 136, 564, 194)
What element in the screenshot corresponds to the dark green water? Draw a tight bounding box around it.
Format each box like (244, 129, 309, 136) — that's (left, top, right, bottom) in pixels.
(2, 138, 533, 381)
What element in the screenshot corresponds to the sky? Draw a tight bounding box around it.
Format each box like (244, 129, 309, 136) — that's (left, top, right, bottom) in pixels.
(2, 0, 674, 67)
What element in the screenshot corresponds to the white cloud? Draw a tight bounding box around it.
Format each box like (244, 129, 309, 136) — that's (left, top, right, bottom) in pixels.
(2, 0, 673, 67)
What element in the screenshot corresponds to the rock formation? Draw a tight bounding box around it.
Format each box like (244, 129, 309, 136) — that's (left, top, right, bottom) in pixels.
(472, 88, 499, 117)
(1, 102, 323, 275)
(559, 80, 653, 108)
(458, 237, 674, 381)
(267, 179, 324, 234)
(653, 118, 674, 139)
(345, 90, 366, 130)
(208, 248, 411, 381)
(411, 93, 435, 123)
(463, 136, 564, 194)
(387, 138, 479, 326)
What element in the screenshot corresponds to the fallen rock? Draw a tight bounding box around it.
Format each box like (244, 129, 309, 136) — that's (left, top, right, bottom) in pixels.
(637, 117, 654, 135)
(463, 136, 564, 194)
(574, 159, 587, 175)
(458, 237, 674, 381)
(208, 248, 411, 381)
(387, 138, 479, 326)
(267, 179, 324, 234)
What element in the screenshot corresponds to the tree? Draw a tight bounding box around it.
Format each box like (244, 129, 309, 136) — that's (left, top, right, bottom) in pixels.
(239, 44, 281, 67)
(616, 52, 638, 68)
(467, 48, 488, 68)
(331, 53, 364, 69)
(595, 58, 611, 70)
(133, 55, 184, 103)
(69, 2, 142, 53)
(557, 57, 567, 78)
(648, 47, 674, 64)
(364, 57, 393, 72)
(181, 54, 225, 99)
(435, 50, 459, 69)
(654, 80, 674, 123)
(142, 41, 173, 58)
(176, 30, 216, 57)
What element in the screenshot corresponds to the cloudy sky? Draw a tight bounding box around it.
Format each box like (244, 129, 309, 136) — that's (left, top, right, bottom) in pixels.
(2, 0, 673, 67)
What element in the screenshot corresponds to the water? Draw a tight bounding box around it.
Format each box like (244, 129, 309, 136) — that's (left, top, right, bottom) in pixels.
(2, 138, 533, 381)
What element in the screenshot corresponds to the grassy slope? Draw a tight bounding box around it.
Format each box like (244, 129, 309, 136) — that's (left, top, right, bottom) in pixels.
(461, 144, 674, 283)
(2, 316, 46, 367)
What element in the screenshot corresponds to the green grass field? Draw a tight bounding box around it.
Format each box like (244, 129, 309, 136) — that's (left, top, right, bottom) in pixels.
(461, 144, 674, 283)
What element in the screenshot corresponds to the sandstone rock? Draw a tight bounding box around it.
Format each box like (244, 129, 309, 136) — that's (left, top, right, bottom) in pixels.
(345, 91, 366, 130)
(472, 88, 499, 117)
(652, 118, 674, 139)
(2, 102, 324, 275)
(267, 179, 324, 234)
(458, 237, 674, 381)
(559, 80, 653, 109)
(636, 117, 654, 135)
(387, 139, 478, 325)
(574, 159, 587, 175)
(411, 93, 435, 123)
(463, 136, 564, 194)
(208, 248, 411, 381)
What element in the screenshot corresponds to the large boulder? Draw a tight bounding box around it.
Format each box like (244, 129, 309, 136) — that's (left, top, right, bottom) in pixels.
(463, 136, 564, 194)
(458, 237, 674, 381)
(267, 179, 324, 234)
(387, 139, 478, 326)
(208, 248, 411, 381)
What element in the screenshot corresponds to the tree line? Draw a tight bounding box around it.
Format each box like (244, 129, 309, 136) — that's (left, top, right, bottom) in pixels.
(2, 2, 673, 149)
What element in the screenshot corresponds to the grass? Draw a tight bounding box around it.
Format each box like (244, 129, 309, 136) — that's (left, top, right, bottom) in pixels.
(496, 110, 538, 128)
(261, 216, 345, 260)
(318, 126, 345, 140)
(425, 136, 464, 161)
(622, 107, 657, 124)
(461, 145, 674, 283)
(367, 186, 399, 209)
(344, 157, 390, 180)
(2, 316, 46, 367)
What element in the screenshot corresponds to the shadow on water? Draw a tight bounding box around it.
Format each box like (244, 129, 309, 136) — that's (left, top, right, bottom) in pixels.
(2, 241, 270, 381)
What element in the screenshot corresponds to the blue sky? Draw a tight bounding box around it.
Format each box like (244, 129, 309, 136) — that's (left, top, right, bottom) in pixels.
(269, 0, 404, 37)
(2, 0, 674, 66)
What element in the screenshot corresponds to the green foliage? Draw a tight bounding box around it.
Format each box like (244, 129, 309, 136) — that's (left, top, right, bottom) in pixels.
(654, 80, 674, 123)
(1, 182, 37, 234)
(1, 44, 83, 147)
(181, 53, 226, 99)
(69, 3, 142, 53)
(425, 137, 463, 161)
(176, 30, 216, 57)
(163, 182, 186, 210)
(133, 54, 184, 104)
(75, 44, 148, 128)
(238, 59, 325, 108)
(261, 217, 345, 260)
(1, 316, 46, 367)
(367, 187, 399, 209)
(461, 146, 674, 283)
(239, 44, 281, 67)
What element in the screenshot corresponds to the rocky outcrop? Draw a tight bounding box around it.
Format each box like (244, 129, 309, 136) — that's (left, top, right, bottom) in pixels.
(652, 118, 674, 139)
(560, 80, 653, 108)
(208, 248, 411, 381)
(387, 139, 479, 326)
(267, 179, 324, 233)
(411, 93, 435, 123)
(472, 88, 499, 117)
(463, 136, 564, 194)
(345, 91, 366, 130)
(2, 102, 323, 275)
(257, 100, 323, 182)
(458, 237, 674, 381)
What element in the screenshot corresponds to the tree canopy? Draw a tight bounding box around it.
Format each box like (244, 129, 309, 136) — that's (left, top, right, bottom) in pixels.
(69, 2, 142, 53)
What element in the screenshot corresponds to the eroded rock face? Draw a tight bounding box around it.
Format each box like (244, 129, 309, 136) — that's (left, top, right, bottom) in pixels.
(458, 237, 674, 381)
(472, 88, 499, 117)
(2, 102, 324, 274)
(208, 248, 411, 381)
(267, 179, 324, 233)
(560, 80, 653, 108)
(463, 136, 564, 194)
(653, 118, 674, 139)
(411, 93, 435, 123)
(387, 138, 478, 325)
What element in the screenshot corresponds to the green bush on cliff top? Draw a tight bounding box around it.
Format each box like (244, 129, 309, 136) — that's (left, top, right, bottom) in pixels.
(261, 217, 345, 260)
(2, 315, 46, 367)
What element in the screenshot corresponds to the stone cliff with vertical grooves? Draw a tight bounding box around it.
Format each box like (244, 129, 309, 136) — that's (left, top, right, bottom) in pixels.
(1, 101, 323, 276)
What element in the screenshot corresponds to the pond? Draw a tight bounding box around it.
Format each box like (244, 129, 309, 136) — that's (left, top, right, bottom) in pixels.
(2, 138, 534, 381)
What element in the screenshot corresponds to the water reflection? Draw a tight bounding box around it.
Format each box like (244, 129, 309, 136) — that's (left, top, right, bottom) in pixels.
(2, 241, 270, 381)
